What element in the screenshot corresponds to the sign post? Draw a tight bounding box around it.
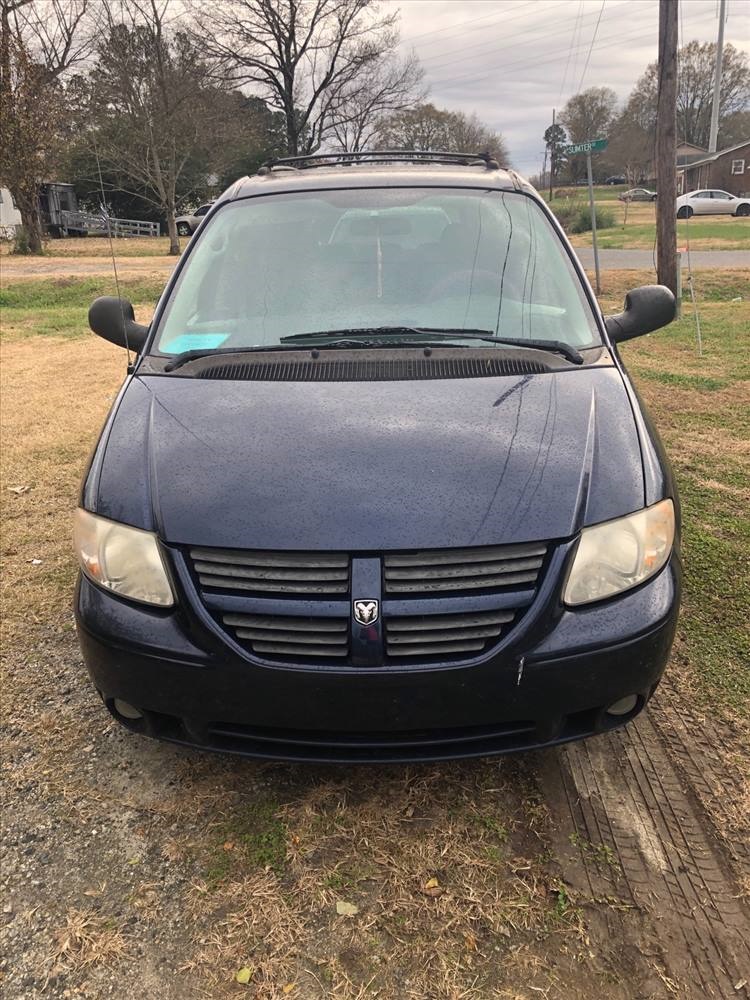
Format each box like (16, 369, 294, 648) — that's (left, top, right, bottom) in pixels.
(585, 151, 601, 294)
(564, 138, 608, 296)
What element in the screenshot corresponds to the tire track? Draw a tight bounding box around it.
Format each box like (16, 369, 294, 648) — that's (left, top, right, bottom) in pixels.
(535, 708, 750, 999)
(649, 681, 750, 887)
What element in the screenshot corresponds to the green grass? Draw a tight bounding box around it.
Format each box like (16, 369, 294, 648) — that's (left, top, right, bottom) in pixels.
(635, 370, 728, 391)
(0, 277, 166, 339)
(619, 290, 750, 717)
(590, 219, 750, 249)
(205, 797, 288, 884)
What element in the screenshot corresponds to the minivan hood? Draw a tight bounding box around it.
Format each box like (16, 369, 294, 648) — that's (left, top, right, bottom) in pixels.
(92, 368, 644, 550)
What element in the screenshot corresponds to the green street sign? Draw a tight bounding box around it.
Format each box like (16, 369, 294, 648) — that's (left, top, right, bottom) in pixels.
(564, 138, 608, 155)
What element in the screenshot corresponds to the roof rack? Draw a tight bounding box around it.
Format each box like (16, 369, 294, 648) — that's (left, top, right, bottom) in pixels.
(257, 150, 502, 173)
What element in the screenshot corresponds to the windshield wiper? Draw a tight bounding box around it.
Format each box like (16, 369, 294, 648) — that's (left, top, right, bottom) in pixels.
(279, 327, 584, 364)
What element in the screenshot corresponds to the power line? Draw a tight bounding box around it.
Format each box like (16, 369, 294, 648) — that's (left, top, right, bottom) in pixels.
(417, 2, 569, 69)
(575, 0, 607, 94)
(420, 0, 623, 74)
(559, 0, 585, 99)
(401, 0, 542, 46)
(426, 7, 715, 91)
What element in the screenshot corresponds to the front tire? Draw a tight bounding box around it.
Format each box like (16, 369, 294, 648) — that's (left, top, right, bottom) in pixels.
(177, 222, 191, 237)
(677, 206, 693, 219)
(735, 204, 750, 217)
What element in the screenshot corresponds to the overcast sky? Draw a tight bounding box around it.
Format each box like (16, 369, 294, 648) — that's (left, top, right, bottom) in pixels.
(395, 0, 750, 174)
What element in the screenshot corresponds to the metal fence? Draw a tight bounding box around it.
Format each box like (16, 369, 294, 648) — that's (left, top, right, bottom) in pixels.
(60, 210, 160, 238)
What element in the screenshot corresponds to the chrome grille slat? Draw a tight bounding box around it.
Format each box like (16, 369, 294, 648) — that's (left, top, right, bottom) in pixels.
(387, 611, 514, 632)
(194, 561, 349, 583)
(190, 547, 349, 596)
(224, 614, 347, 633)
(384, 607, 514, 660)
(383, 542, 547, 598)
(220, 612, 350, 660)
(191, 548, 347, 569)
(385, 544, 547, 567)
(389, 639, 488, 656)
(388, 624, 505, 643)
(198, 575, 348, 594)
(235, 628, 348, 645)
(252, 641, 349, 657)
(385, 557, 544, 581)
(385, 570, 540, 593)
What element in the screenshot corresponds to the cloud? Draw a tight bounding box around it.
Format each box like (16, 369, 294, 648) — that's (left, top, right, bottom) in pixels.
(397, 0, 750, 172)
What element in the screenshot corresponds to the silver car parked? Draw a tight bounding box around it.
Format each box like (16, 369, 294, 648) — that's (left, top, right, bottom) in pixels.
(619, 188, 657, 202)
(175, 203, 214, 236)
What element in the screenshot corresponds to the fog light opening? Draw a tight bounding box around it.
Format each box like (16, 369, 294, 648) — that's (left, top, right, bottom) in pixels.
(113, 699, 144, 721)
(605, 694, 639, 718)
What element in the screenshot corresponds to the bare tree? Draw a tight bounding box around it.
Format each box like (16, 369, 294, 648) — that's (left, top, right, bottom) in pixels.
(0, 0, 92, 252)
(329, 49, 425, 152)
(559, 86, 617, 182)
(191, 0, 410, 155)
(376, 103, 510, 162)
(85, 0, 257, 255)
(627, 41, 750, 150)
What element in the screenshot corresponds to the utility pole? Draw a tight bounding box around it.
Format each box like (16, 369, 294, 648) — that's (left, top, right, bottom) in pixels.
(708, 0, 726, 153)
(549, 108, 555, 202)
(656, 0, 678, 296)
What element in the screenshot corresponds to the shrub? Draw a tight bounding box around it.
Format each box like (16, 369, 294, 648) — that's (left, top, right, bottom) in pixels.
(570, 205, 615, 234)
(550, 200, 615, 235)
(11, 226, 32, 255)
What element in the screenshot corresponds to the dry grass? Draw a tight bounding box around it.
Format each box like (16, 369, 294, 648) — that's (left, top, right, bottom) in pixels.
(50, 908, 127, 973)
(179, 764, 584, 1000)
(0, 336, 125, 646)
(0, 235, 175, 258)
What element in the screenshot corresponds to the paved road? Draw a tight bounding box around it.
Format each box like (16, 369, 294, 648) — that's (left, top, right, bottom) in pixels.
(575, 247, 750, 269)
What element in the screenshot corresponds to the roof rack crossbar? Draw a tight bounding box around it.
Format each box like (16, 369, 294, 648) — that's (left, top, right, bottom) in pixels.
(259, 150, 502, 172)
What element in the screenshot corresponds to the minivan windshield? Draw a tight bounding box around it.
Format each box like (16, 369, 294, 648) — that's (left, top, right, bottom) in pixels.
(154, 187, 600, 356)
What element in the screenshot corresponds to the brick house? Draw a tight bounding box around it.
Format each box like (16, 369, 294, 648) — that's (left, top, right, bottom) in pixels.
(677, 139, 750, 196)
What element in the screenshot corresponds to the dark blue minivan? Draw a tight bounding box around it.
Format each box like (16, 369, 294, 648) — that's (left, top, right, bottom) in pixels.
(74, 151, 680, 762)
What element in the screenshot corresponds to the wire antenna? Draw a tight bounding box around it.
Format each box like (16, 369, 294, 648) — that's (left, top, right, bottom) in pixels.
(92, 134, 132, 367)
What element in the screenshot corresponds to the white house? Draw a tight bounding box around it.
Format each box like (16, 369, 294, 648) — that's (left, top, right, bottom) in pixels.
(0, 187, 23, 233)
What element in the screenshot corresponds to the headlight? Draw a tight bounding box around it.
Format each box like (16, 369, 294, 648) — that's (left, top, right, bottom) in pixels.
(563, 499, 675, 606)
(74, 509, 175, 607)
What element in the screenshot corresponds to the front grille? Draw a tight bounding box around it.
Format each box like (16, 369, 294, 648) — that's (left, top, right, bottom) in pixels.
(187, 541, 550, 668)
(189, 547, 349, 596)
(383, 542, 547, 595)
(222, 613, 349, 659)
(196, 356, 549, 382)
(385, 608, 515, 658)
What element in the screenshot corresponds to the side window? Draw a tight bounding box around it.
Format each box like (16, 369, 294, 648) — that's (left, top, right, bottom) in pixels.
(710, 191, 731, 200)
(195, 205, 211, 217)
(693, 191, 709, 199)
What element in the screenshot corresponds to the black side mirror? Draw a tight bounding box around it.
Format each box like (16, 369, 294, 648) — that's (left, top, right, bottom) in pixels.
(604, 285, 675, 343)
(88, 297, 149, 352)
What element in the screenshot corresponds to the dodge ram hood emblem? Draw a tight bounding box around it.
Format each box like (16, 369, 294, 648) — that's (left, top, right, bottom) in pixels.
(353, 600, 379, 626)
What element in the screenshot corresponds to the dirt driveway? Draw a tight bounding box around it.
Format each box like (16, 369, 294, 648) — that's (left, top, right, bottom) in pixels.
(2, 317, 749, 998)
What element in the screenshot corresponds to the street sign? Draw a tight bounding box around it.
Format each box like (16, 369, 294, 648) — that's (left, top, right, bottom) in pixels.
(564, 138, 608, 155)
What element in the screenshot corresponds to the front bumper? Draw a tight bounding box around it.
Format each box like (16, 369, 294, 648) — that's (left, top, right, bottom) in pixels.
(74, 555, 680, 763)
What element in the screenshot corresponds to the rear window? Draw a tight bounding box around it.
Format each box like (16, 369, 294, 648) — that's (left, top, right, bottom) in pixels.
(155, 187, 600, 355)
